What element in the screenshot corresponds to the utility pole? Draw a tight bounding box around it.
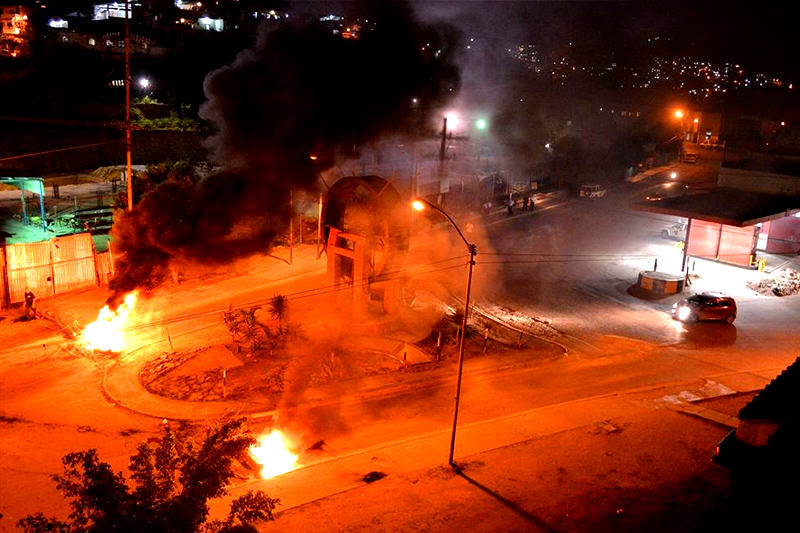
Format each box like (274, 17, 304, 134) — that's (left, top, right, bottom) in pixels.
(289, 189, 294, 265)
(449, 242, 476, 468)
(317, 192, 323, 258)
(681, 218, 693, 272)
(124, 0, 133, 210)
(438, 116, 447, 164)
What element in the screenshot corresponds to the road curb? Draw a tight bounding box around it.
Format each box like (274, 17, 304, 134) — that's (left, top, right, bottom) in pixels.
(102, 344, 565, 422)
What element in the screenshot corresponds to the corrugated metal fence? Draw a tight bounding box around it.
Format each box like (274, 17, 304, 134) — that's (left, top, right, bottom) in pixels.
(2, 233, 113, 306)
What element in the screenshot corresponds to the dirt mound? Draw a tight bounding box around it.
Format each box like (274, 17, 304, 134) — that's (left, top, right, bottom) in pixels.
(747, 268, 800, 297)
(90, 166, 125, 182)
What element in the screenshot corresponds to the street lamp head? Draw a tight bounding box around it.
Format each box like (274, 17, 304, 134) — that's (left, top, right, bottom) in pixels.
(674, 110, 684, 119)
(444, 112, 459, 130)
(474, 118, 487, 130)
(411, 199, 426, 211)
(670, 171, 678, 179)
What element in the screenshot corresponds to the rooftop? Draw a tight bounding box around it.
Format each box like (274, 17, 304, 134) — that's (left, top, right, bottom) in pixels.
(739, 356, 800, 421)
(632, 187, 800, 227)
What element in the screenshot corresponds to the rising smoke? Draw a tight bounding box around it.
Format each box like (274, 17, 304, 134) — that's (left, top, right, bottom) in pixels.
(108, 0, 461, 303)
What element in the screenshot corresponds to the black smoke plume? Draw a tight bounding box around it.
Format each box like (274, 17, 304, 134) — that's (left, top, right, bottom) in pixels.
(108, 1, 460, 303)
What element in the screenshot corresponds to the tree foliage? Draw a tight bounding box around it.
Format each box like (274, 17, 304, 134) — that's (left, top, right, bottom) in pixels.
(223, 305, 270, 357)
(224, 298, 292, 358)
(18, 418, 279, 533)
(267, 295, 289, 334)
(112, 160, 200, 209)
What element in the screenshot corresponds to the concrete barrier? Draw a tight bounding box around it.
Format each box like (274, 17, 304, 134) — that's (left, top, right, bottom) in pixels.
(637, 271, 685, 295)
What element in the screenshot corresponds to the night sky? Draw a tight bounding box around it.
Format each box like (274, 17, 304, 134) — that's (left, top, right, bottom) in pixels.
(408, 1, 797, 76)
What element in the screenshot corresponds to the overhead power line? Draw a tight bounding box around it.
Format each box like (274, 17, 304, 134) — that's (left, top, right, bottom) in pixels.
(0, 140, 124, 163)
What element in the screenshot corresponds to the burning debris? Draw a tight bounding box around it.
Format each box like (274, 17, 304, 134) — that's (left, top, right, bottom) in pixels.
(78, 292, 138, 352)
(747, 268, 800, 297)
(107, 1, 461, 302)
(247, 429, 299, 479)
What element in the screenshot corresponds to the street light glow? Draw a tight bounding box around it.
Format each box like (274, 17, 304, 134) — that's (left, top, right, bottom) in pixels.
(674, 110, 684, 119)
(670, 172, 678, 179)
(412, 199, 425, 211)
(445, 112, 459, 129)
(138, 77, 151, 89)
(475, 118, 487, 130)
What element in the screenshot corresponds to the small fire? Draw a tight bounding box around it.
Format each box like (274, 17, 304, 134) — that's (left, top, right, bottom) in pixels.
(79, 292, 137, 352)
(248, 430, 299, 478)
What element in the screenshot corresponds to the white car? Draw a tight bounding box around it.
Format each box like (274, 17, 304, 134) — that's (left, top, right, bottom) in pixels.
(661, 222, 686, 240)
(579, 184, 607, 198)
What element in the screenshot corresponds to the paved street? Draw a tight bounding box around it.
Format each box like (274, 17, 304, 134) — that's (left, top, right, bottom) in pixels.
(1, 170, 798, 530)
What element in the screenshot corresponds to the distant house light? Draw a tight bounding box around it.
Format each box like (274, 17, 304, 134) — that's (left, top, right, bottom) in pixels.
(198, 15, 223, 31)
(47, 17, 68, 28)
(93, 2, 140, 21)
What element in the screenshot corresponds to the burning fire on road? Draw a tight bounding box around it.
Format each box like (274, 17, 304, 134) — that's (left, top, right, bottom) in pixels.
(248, 429, 299, 479)
(78, 292, 138, 352)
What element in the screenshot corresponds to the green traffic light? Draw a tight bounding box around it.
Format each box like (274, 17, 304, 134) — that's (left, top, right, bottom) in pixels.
(475, 118, 487, 130)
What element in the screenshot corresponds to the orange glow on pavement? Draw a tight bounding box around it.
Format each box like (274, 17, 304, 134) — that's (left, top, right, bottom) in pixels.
(79, 292, 137, 352)
(249, 430, 299, 478)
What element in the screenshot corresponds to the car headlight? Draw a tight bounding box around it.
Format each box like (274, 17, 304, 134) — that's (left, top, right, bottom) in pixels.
(677, 306, 691, 321)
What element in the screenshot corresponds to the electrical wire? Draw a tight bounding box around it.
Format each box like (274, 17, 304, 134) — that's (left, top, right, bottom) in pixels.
(118, 256, 469, 332)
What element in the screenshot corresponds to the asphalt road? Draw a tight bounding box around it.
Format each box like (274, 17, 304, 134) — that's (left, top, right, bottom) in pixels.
(1, 159, 799, 529)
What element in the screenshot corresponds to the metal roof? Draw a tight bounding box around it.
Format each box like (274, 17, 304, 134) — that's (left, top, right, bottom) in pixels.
(631, 187, 799, 227)
(739, 355, 800, 421)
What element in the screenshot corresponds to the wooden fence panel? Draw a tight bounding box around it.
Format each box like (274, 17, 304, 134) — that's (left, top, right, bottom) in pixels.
(95, 251, 114, 286)
(5, 241, 55, 303)
(51, 234, 98, 294)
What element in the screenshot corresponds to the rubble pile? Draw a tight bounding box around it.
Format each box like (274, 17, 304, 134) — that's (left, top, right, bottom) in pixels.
(747, 268, 800, 297)
(475, 302, 560, 337)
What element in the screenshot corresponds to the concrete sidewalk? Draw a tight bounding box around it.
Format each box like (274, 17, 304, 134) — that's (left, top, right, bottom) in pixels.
(212, 379, 758, 529)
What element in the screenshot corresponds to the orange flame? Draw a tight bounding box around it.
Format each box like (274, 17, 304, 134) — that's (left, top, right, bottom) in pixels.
(79, 292, 137, 352)
(249, 430, 299, 478)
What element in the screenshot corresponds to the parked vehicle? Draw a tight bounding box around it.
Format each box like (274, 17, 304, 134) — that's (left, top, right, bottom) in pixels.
(645, 192, 664, 202)
(672, 292, 737, 323)
(661, 222, 686, 240)
(579, 183, 607, 198)
(682, 152, 699, 163)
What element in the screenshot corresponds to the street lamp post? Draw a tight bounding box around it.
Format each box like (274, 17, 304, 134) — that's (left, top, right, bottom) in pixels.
(674, 109, 685, 161)
(124, 0, 132, 210)
(412, 198, 477, 468)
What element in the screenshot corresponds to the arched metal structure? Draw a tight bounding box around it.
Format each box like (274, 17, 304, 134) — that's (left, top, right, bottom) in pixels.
(322, 176, 409, 314)
(322, 175, 409, 281)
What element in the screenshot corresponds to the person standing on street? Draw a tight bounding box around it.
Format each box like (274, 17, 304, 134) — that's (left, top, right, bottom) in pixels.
(24, 288, 36, 320)
(507, 194, 514, 215)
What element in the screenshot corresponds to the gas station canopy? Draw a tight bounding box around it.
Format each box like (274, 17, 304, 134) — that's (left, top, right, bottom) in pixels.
(632, 187, 799, 227)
